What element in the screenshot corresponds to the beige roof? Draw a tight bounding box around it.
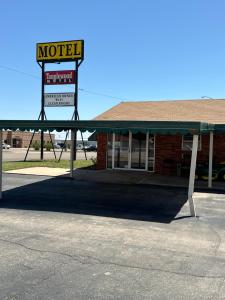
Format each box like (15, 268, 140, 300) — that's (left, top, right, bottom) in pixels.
(94, 99, 225, 124)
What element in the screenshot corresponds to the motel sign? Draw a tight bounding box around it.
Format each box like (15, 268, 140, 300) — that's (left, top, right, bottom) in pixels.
(36, 40, 84, 62)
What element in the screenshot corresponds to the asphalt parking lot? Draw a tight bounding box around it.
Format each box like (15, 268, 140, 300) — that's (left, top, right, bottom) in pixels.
(1, 174, 225, 299)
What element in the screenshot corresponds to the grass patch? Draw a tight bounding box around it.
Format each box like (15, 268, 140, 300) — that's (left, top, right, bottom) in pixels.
(3, 159, 94, 171)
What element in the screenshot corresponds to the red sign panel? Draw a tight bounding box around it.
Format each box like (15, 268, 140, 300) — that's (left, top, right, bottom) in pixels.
(44, 70, 76, 85)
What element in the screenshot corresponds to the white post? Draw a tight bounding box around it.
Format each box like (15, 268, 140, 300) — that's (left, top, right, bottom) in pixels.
(208, 131, 213, 188)
(128, 131, 132, 169)
(70, 130, 75, 178)
(112, 133, 115, 169)
(0, 130, 2, 199)
(188, 134, 198, 217)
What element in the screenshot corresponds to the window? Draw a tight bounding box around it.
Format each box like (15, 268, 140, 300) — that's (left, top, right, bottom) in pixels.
(182, 135, 201, 151)
(148, 134, 155, 171)
(107, 134, 113, 168)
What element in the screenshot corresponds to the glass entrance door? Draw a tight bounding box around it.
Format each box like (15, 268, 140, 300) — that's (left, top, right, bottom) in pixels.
(114, 133, 129, 168)
(109, 132, 155, 171)
(131, 132, 146, 169)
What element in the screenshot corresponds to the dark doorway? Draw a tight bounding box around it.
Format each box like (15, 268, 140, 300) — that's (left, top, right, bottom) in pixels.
(13, 137, 22, 148)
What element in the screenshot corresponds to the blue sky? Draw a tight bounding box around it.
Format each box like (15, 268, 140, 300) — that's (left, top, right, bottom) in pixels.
(1, 0, 225, 127)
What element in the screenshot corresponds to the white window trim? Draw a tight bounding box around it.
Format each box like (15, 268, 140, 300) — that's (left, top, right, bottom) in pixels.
(182, 135, 202, 151)
(151, 134, 156, 172)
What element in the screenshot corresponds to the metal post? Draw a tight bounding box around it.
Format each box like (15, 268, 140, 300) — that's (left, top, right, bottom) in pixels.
(58, 111, 75, 162)
(78, 112, 87, 160)
(188, 134, 198, 217)
(70, 130, 75, 178)
(43, 111, 57, 159)
(80, 131, 87, 160)
(58, 130, 69, 162)
(74, 60, 78, 160)
(208, 131, 213, 188)
(40, 62, 45, 160)
(128, 131, 132, 169)
(24, 111, 42, 161)
(0, 130, 3, 199)
(112, 133, 115, 168)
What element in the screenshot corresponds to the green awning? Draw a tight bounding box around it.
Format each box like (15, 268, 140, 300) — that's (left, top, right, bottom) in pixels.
(0, 120, 215, 135)
(214, 124, 225, 133)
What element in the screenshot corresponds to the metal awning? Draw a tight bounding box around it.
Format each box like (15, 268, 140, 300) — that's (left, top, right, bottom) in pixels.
(0, 120, 215, 134)
(0, 119, 222, 218)
(214, 124, 225, 133)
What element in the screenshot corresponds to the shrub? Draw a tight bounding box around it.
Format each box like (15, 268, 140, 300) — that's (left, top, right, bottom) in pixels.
(45, 142, 52, 151)
(32, 141, 40, 151)
(90, 157, 97, 169)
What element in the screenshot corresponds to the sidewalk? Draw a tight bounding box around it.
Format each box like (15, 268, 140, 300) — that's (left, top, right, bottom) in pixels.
(72, 169, 225, 191)
(5, 167, 225, 191)
(6, 167, 69, 177)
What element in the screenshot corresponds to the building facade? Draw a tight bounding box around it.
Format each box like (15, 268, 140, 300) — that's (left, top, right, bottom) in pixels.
(94, 99, 225, 176)
(2, 131, 55, 148)
(96, 132, 225, 176)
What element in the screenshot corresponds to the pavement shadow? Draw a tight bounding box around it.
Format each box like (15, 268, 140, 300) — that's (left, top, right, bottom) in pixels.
(0, 176, 189, 224)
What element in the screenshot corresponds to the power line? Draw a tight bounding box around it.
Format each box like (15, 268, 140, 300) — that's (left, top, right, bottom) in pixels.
(0, 64, 40, 79)
(77, 88, 127, 100)
(0, 64, 128, 101)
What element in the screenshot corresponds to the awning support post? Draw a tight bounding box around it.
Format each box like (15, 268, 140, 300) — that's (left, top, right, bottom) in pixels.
(188, 134, 198, 217)
(0, 130, 2, 199)
(70, 129, 75, 178)
(208, 131, 213, 188)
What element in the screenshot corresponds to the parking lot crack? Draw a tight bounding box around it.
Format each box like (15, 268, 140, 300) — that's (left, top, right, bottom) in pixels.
(94, 259, 225, 279)
(0, 238, 88, 265)
(1, 237, 225, 280)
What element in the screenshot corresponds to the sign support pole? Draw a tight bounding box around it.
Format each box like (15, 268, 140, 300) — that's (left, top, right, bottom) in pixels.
(24, 111, 56, 161)
(70, 129, 75, 178)
(24, 112, 41, 161)
(44, 111, 57, 159)
(58, 111, 87, 162)
(40, 62, 45, 160)
(73, 60, 79, 160)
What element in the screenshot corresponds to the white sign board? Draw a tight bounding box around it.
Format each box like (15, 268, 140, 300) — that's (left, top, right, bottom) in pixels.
(44, 93, 74, 107)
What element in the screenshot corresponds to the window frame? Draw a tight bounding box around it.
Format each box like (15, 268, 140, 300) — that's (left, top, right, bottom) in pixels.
(182, 134, 202, 151)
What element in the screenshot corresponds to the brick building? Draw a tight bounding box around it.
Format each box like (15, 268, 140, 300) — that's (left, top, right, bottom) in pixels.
(2, 130, 55, 148)
(94, 99, 225, 176)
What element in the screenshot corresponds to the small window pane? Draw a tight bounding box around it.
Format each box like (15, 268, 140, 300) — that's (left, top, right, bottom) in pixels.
(182, 135, 201, 151)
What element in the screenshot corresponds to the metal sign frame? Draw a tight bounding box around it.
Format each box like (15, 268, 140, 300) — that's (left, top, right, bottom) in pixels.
(25, 40, 84, 161)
